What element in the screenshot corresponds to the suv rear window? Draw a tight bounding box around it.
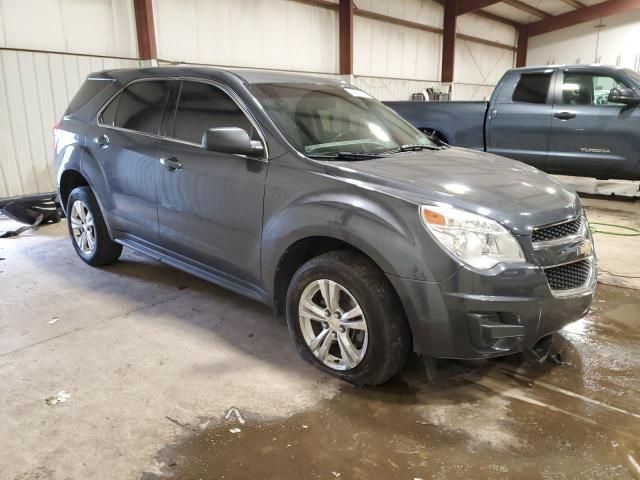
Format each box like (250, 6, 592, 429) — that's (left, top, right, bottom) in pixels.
(512, 73, 552, 104)
(65, 79, 112, 117)
(100, 80, 174, 135)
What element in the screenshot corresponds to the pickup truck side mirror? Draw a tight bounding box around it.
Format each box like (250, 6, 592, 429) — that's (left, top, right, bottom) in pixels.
(607, 87, 640, 105)
(202, 127, 264, 156)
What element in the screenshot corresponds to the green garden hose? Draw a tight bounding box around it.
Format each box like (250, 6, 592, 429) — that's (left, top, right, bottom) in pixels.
(589, 222, 640, 237)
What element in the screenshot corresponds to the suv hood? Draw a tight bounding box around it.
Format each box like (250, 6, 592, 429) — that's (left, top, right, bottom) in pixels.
(325, 147, 581, 235)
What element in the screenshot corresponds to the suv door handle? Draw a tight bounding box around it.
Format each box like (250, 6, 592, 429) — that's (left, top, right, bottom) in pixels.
(553, 111, 577, 120)
(160, 157, 182, 172)
(95, 134, 110, 148)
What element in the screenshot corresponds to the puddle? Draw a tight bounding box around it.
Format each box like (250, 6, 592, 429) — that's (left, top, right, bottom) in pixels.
(143, 285, 640, 480)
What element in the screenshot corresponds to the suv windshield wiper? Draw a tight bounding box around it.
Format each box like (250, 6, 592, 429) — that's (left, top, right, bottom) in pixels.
(307, 151, 384, 161)
(386, 144, 444, 153)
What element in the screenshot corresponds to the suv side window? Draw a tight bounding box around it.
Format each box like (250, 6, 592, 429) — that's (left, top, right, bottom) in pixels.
(100, 80, 173, 135)
(172, 81, 255, 145)
(512, 73, 552, 104)
(561, 72, 629, 106)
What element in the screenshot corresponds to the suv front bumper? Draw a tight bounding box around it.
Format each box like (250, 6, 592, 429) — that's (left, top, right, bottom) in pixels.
(388, 259, 596, 359)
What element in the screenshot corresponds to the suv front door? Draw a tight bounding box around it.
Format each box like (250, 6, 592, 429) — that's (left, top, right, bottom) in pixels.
(156, 80, 268, 289)
(86, 79, 176, 243)
(547, 68, 640, 179)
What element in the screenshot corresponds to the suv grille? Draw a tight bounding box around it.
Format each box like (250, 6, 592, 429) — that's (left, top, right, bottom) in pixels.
(532, 217, 582, 243)
(544, 260, 591, 291)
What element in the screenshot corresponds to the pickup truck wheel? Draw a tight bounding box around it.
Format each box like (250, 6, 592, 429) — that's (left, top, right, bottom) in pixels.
(67, 187, 122, 266)
(286, 251, 411, 386)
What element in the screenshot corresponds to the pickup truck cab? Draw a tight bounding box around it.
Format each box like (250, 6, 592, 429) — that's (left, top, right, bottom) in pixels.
(54, 67, 596, 385)
(387, 65, 640, 181)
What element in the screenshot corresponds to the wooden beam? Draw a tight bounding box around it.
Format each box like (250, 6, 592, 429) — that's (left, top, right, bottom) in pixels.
(527, 0, 640, 36)
(442, 0, 456, 82)
(355, 9, 441, 34)
(289, 0, 338, 10)
(428, 0, 522, 28)
(355, 8, 516, 50)
(516, 27, 528, 66)
(559, 0, 585, 8)
(503, 0, 550, 18)
(457, 33, 517, 50)
(456, 0, 501, 15)
(133, 0, 156, 59)
(472, 9, 522, 28)
(339, 0, 354, 75)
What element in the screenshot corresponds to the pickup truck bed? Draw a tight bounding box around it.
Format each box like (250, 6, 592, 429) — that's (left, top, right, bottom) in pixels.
(385, 101, 487, 151)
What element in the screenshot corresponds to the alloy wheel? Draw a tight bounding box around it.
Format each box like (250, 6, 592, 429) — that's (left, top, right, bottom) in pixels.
(298, 279, 368, 370)
(70, 200, 96, 255)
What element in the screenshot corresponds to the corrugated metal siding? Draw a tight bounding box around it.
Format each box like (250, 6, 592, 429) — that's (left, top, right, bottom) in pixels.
(528, 9, 640, 68)
(349, 75, 441, 100)
(152, 0, 339, 73)
(0, 49, 141, 199)
(0, 0, 138, 58)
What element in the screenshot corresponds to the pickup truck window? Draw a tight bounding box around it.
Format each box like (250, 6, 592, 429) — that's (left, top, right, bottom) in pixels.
(561, 73, 628, 106)
(512, 73, 552, 104)
(248, 82, 435, 156)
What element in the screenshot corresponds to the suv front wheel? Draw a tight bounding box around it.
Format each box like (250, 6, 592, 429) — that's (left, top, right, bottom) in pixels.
(286, 251, 411, 386)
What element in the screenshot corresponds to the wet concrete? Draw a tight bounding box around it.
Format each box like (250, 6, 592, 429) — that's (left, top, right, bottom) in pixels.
(144, 286, 640, 480)
(1, 196, 639, 479)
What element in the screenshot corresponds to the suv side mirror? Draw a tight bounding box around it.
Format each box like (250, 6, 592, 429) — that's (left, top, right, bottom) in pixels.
(608, 87, 640, 105)
(202, 127, 264, 156)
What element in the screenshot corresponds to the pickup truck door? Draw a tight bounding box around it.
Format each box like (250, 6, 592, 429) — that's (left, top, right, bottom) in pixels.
(486, 69, 555, 170)
(547, 68, 640, 179)
(155, 79, 268, 287)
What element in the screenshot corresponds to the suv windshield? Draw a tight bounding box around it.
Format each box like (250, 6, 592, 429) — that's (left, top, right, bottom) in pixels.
(248, 82, 436, 156)
(622, 69, 640, 87)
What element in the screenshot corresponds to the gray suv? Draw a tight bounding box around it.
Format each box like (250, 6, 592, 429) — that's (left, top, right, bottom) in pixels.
(54, 67, 596, 385)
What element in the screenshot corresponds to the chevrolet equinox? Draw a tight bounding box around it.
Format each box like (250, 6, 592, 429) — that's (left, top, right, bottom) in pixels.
(54, 67, 596, 385)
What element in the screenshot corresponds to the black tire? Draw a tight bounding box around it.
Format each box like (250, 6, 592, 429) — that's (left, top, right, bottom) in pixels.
(66, 186, 122, 266)
(286, 250, 412, 386)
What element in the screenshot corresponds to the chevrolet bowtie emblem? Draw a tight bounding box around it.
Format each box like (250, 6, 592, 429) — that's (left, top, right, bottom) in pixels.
(577, 239, 593, 257)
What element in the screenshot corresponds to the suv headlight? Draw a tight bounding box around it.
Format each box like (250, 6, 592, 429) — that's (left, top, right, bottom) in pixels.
(420, 205, 525, 270)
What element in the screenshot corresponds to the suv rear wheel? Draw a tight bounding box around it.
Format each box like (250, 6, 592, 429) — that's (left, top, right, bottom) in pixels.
(67, 187, 122, 266)
(286, 250, 411, 386)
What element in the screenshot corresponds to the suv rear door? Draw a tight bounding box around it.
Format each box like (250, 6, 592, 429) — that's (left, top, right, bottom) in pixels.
(86, 79, 176, 243)
(155, 79, 268, 288)
(547, 67, 640, 179)
(486, 68, 555, 170)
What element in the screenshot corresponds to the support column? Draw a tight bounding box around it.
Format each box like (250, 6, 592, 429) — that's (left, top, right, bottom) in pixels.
(339, 0, 354, 75)
(516, 27, 528, 67)
(441, 0, 457, 83)
(133, 0, 157, 60)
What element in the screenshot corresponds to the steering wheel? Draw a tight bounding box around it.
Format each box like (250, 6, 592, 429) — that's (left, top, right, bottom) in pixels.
(331, 130, 356, 143)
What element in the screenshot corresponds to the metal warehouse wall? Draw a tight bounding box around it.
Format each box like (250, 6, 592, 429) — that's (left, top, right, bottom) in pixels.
(353, 0, 442, 81)
(527, 9, 640, 69)
(353, 0, 516, 101)
(0, 0, 138, 58)
(153, 0, 516, 101)
(153, 0, 339, 73)
(454, 14, 516, 101)
(0, 0, 517, 200)
(0, 50, 142, 199)
(0, 0, 141, 199)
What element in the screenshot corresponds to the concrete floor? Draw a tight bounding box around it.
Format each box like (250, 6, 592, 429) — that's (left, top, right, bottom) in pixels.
(0, 196, 639, 480)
